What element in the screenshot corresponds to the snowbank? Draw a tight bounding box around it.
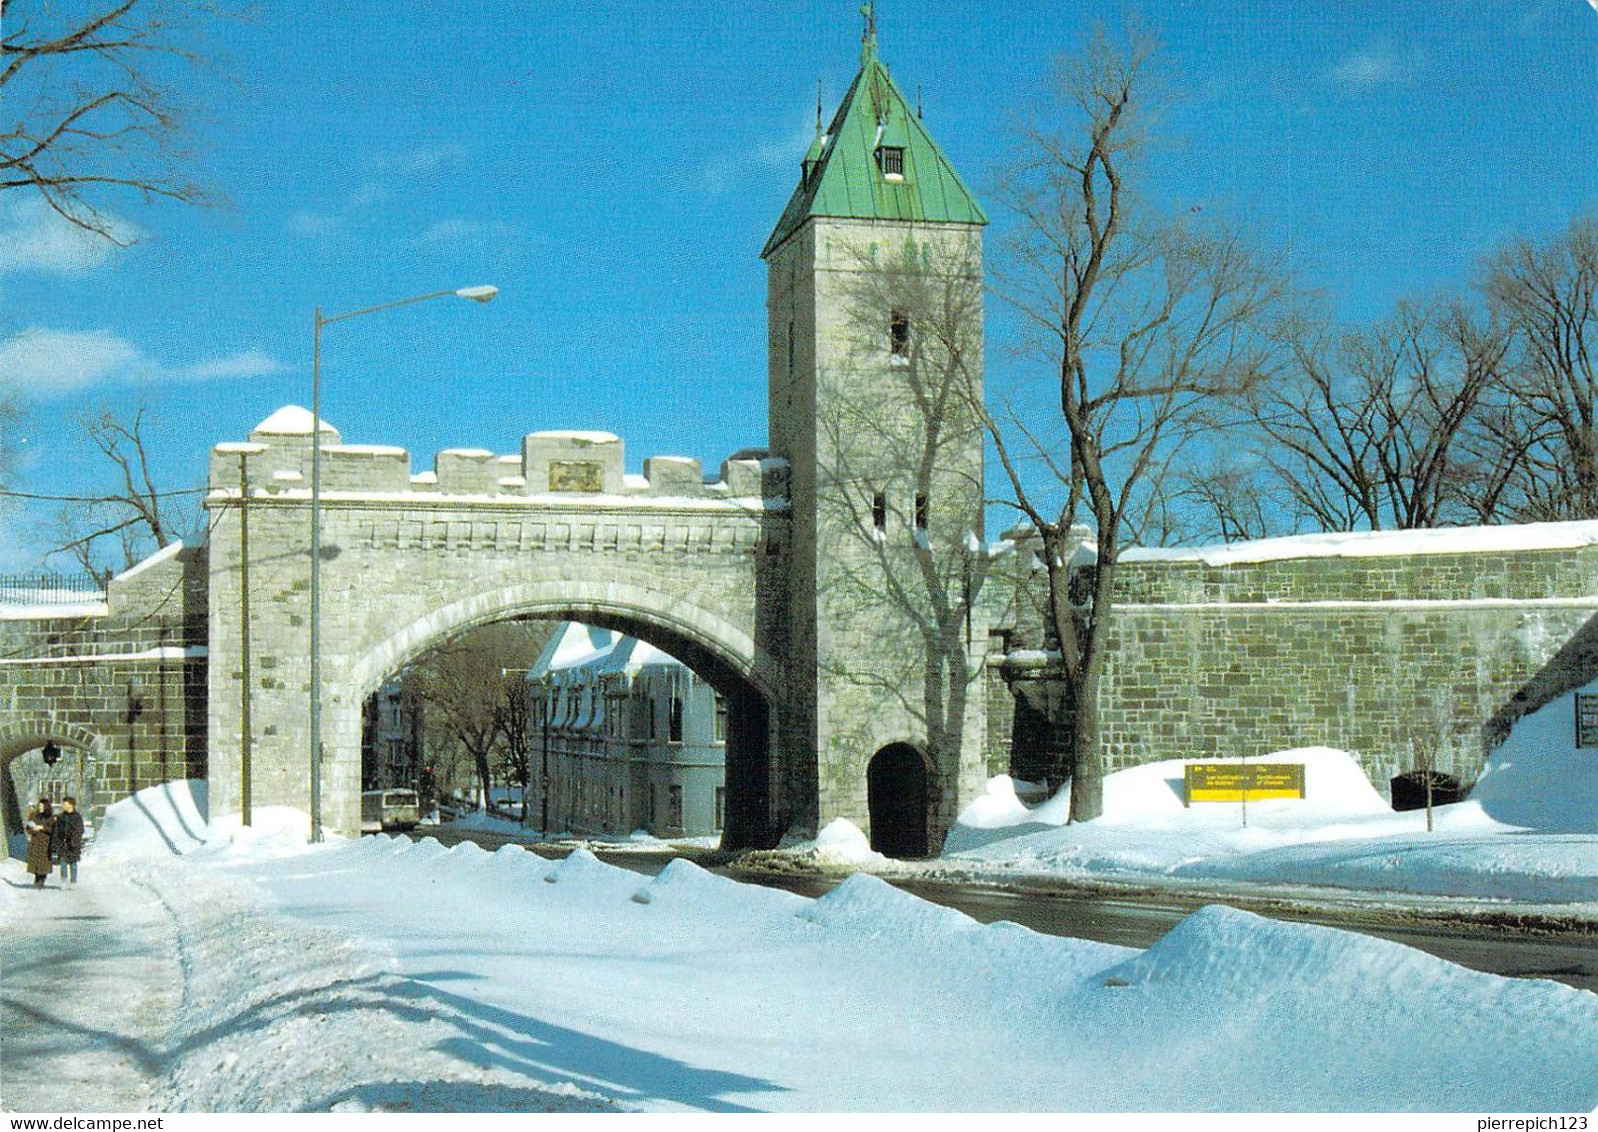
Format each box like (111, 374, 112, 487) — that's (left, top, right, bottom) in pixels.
(92, 780, 210, 862)
(780, 817, 888, 868)
(944, 747, 1598, 903)
(1473, 677, 1598, 833)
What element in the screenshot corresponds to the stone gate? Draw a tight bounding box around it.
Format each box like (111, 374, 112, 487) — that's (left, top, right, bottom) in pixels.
(205, 412, 798, 844)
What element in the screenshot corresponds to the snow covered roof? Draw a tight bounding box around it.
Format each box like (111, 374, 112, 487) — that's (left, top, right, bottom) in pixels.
(251, 405, 340, 437)
(1121, 520, 1598, 567)
(529, 622, 622, 677)
(527, 621, 685, 680)
(530, 430, 619, 445)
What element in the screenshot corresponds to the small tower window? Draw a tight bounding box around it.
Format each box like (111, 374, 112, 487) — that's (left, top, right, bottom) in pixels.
(889, 310, 910, 361)
(669, 696, 684, 743)
(872, 491, 887, 534)
(877, 146, 905, 179)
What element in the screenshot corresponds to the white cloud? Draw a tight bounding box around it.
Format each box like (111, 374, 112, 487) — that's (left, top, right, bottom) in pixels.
(0, 197, 141, 275)
(376, 143, 470, 176)
(0, 327, 287, 399)
(1328, 39, 1418, 91)
(416, 217, 479, 244)
(701, 120, 817, 197)
(176, 349, 289, 382)
(285, 210, 343, 237)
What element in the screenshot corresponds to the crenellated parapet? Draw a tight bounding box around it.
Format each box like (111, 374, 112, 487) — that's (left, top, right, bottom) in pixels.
(207, 406, 790, 504)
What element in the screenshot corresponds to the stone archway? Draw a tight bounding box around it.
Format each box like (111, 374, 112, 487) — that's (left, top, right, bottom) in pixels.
(0, 721, 108, 856)
(867, 742, 931, 859)
(338, 587, 781, 849)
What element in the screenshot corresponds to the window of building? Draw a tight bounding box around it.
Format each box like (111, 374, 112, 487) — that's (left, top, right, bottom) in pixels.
(876, 145, 905, 178)
(890, 310, 910, 361)
(715, 787, 726, 830)
(668, 785, 684, 830)
(915, 492, 929, 531)
(669, 696, 684, 743)
(872, 491, 887, 534)
(714, 694, 728, 744)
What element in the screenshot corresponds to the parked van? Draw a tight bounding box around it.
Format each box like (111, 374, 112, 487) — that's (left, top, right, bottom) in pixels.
(361, 788, 421, 833)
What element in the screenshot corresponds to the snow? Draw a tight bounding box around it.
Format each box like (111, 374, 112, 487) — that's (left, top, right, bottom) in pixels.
(110, 539, 185, 583)
(944, 744, 1598, 905)
(531, 429, 618, 444)
(251, 404, 339, 436)
(0, 601, 109, 620)
(779, 817, 888, 867)
(1122, 517, 1598, 565)
(3, 780, 1593, 1113)
(0, 645, 206, 665)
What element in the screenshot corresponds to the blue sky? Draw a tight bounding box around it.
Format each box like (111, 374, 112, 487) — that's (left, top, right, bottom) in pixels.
(1, 0, 1595, 570)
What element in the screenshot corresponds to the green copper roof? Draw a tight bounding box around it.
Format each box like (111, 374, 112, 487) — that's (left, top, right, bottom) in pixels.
(761, 44, 987, 259)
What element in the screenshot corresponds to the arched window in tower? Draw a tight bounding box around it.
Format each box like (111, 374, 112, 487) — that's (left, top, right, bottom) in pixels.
(669, 696, 684, 743)
(872, 491, 887, 535)
(889, 310, 910, 362)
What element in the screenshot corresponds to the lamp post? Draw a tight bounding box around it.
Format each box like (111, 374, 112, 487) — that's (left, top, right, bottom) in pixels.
(309, 284, 498, 843)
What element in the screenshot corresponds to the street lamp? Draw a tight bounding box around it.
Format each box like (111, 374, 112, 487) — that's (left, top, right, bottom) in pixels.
(309, 284, 498, 842)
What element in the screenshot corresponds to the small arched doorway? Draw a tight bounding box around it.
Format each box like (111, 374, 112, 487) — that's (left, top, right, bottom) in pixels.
(867, 742, 929, 859)
(0, 728, 100, 859)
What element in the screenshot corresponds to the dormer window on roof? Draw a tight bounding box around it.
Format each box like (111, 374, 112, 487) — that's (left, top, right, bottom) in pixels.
(876, 145, 905, 180)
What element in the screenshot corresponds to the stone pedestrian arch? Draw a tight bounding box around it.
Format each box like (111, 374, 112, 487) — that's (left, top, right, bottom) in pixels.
(0, 721, 110, 849)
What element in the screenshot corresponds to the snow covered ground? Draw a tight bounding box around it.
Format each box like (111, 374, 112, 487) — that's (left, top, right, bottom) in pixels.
(2, 781, 1595, 1113)
(933, 684, 1598, 911)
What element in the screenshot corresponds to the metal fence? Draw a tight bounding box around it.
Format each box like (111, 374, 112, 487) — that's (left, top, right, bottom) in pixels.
(0, 572, 107, 605)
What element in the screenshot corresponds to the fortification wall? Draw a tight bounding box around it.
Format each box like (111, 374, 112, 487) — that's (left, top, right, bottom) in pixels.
(989, 526, 1598, 794)
(0, 544, 209, 826)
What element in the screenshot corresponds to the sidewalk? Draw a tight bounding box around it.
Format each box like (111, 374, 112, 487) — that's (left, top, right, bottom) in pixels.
(0, 861, 180, 1113)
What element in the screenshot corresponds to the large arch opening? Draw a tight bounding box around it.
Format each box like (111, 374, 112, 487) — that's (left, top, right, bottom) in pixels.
(352, 598, 777, 850)
(867, 742, 931, 859)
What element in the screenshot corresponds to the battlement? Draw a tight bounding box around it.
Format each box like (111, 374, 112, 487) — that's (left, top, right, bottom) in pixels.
(207, 407, 789, 504)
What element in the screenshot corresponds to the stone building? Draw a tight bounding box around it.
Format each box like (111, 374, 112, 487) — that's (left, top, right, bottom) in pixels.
(528, 622, 726, 838)
(360, 674, 422, 794)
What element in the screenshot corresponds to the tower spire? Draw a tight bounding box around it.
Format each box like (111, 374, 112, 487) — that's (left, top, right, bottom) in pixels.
(860, 1, 878, 65)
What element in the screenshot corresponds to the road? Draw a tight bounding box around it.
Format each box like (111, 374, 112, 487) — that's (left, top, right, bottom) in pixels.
(411, 825, 1598, 993)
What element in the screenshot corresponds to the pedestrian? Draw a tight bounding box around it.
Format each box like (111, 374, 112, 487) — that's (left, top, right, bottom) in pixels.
(51, 796, 84, 889)
(24, 799, 53, 888)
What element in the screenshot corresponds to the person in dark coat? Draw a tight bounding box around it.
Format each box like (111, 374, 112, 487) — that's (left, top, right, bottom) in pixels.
(24, 799, 53, 888)
(51, 796, 84, 889)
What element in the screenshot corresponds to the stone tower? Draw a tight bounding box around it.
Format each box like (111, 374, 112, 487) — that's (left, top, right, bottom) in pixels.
(761, 10, 990, 854)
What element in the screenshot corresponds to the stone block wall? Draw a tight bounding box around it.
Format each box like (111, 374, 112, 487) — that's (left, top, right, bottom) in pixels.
(987, 532, 1598, 795)
(206, 417, 792, 841)
(0, 543, 208, 831)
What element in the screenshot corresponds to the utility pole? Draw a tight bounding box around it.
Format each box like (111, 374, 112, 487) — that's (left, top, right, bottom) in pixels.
(238, 451, 253, 827)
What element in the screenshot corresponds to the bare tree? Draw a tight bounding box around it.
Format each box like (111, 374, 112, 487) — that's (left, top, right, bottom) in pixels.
(1237, 301, 1506, 534)
(51, 405, 178, 583)
(988, 29, 1283, 821)
(1, 0, 224, 241)
(407, 622, 553, 811)
(1482, 213, 1598, 520)
(494, 669, 534, 820)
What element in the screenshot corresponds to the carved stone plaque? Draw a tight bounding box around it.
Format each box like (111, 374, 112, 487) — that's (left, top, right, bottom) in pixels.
(548, 460, 603, 493)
